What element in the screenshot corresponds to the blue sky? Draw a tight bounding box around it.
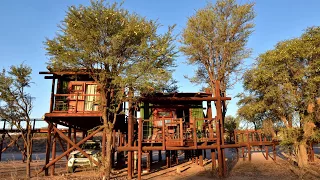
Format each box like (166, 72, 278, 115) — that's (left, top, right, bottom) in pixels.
(1, 0, 320, 120)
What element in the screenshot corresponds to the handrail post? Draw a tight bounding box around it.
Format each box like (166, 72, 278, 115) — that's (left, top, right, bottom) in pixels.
(75, 92, 78, 113)
(162, 118, 165, 150)
(193, 118, 197, 148)
(180, 118, 183, 146)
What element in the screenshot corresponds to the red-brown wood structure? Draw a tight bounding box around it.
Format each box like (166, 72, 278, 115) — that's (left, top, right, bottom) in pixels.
(36, 70, 315, 179)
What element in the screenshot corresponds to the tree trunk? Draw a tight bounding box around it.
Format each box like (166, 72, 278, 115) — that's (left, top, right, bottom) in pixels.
(26, 124, 31, 179)
(104, 131, 113, 180)
(297, 142, 308, 168)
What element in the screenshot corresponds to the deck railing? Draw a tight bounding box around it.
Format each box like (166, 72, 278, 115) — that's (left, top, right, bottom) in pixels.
(138, 118, 218, 147)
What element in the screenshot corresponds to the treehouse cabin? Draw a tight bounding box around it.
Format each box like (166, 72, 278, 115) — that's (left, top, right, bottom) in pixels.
(120, 92, 221, 150)
(39, 70, 126, 131)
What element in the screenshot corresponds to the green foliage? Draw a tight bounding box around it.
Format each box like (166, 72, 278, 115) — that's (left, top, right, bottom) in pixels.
(45, 1, 177, 123)
(180, 0, 255, 91)
(224, 115, 239, 134)
(239, 27, 320, 143)
(0, 64, 33, 122)
(0, 64, 34, 178)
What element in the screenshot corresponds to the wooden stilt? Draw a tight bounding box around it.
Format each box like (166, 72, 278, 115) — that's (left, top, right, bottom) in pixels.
(166, 150, 171, 168)
(265, 146, 269, 160)
(175, 151, 179, 165)
(45, 123, 52, 176)
(50, 127, 57, 176)
(242, 146, 245, 161)
(137, 119, 142, 180)
(66, 126, 71, 171)
(150, 151, 153, 167)
(0, 121, 6, 161)
(195, 150, 199, 165)
(211, 149, 216, 173)
(73, 128, 77, 144)
(199, 149, 203, 166)
(158, 150, 162, 162)
(222, 149, 227, 176)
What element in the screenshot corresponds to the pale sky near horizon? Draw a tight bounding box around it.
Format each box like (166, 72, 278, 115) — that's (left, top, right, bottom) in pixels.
(1, 0, 320, 123)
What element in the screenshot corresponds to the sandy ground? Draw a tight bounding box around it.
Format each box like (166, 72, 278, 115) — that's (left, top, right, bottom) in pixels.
(1, 150, 319, 180)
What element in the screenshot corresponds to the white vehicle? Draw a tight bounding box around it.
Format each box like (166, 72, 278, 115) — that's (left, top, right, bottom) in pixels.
(67, 140, 101, 173)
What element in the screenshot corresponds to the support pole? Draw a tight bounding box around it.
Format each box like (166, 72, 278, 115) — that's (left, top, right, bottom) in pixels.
(73, 128, 77, 144)
(66, 126, 72, 171)
(127, 93, 134, 179)
(51, 127, 57, 176)
(137, 119, 142, 180)
(265, 145, 268, 160)
(199, 149, 203, 167)
(166, 151, 171, 168)
(211, 149, 216, 173)
(158, 150, 162, 162)
(0, 121, 6, 161)
(45, 123, 52, 176)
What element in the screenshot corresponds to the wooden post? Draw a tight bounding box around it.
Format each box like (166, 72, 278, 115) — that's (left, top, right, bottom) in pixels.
(49, 79, 55, 113)
(128, 97, 134, 179)
(45, 123, 52, 176)
(193, 120, 197, 148)
(247, 132, 251, 161)
(73, 128, 77, 144)
(162, 118, 166, 150)
(30, 119, 36, 162)
(150, 151, 153, 167)
(137, 119, 142, 180)
(66, 126, 72, 171)
(207, 101, 213, 139)
(175, 150, 178, 165)
(51, 127, 57, 176)
(199, 149, 203, 167)
(195, 150, 199, 165)
(147, 151, 151, 171)
(158, 150, 162, 162)
(82, 131, 86, 139)
(211, 149, 216, 173)
(0, 121, 6, 161)
(265, 146, 269, 160)
(180, 118, 183, 146)
(166, 150, 171, 168)
(222, 149, 227, 176)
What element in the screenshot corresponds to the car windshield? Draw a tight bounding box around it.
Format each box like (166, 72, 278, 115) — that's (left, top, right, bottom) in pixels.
(81, 142, 100, 150)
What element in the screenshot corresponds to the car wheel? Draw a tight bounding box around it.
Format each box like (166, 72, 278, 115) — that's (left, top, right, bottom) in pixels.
(68, 167, 76, 173)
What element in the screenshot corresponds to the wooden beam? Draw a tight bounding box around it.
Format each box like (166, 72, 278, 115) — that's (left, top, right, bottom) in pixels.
(51, 125, 100, 166)
(139, 96, 231, 102)
(37, 125, 104, 175)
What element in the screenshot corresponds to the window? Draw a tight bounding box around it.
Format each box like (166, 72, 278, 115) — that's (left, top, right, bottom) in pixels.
(70, 84, 83, 100)
(85, 84, 98, 111)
